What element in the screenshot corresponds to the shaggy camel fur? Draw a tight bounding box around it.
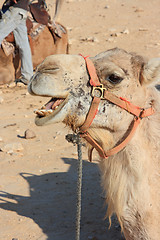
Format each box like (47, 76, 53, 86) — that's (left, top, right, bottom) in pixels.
(28, 48, 160, 240)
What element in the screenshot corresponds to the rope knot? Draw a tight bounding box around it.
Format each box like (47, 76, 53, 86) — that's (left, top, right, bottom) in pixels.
(65, 133, 80, 145)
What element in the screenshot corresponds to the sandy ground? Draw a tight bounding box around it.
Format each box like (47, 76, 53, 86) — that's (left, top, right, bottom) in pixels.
(0, 0, 160, 239)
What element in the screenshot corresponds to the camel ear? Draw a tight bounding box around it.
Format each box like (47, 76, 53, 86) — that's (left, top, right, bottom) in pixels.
(140, 58, 160, 86)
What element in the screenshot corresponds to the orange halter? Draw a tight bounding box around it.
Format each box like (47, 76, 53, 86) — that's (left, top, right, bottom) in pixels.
(79, 55, 155, 161)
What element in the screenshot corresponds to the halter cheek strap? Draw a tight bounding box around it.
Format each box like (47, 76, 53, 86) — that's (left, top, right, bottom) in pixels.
(79, 55, 155, 161)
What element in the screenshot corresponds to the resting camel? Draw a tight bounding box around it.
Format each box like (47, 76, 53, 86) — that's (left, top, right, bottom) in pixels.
(0, 0, 68, 85)
(28, 48, 160, 240)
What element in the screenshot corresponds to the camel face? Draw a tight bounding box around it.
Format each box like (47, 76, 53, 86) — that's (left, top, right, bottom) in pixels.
(29, 54, 92, 126)
(29, 48, 149, 129)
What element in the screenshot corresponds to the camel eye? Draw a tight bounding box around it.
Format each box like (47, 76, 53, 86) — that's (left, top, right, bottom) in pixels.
(106, 74, 123, 84)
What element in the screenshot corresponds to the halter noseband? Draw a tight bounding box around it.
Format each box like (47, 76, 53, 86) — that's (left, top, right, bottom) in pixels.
(78, 55, 155, 161)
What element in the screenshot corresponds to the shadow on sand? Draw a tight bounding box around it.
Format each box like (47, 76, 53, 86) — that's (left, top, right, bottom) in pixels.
(0, 157, 123, 240)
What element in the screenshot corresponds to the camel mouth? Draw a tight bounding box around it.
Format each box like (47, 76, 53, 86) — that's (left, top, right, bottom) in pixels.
(34, 96, 68, 125)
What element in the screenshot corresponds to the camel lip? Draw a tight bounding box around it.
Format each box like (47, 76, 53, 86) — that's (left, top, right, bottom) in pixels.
(34, 95, 69, 126)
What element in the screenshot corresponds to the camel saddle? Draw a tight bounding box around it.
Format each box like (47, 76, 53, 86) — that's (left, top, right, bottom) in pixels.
(29, 2, 50, 26)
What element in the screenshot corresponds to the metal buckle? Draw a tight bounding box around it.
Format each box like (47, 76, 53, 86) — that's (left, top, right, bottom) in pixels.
(91, 84, 106, 99)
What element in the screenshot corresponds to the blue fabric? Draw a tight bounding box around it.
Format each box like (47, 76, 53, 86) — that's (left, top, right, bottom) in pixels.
(0, 7, 33, 80)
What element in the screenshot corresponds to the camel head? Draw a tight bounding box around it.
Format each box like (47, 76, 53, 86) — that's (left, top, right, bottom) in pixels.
(28, 48, 160, 136)
(28, 47, 160, 159)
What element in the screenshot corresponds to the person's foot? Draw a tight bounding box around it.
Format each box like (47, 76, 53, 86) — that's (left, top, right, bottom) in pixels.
(15, 76, 29, 85)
